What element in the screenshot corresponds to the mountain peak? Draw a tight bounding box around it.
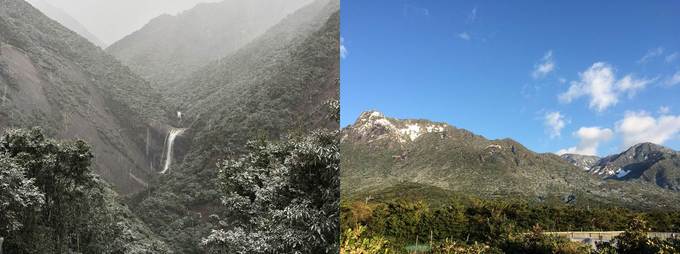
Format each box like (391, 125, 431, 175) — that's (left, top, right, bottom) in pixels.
(560, 142, 680, 190)
(627, 142, 672, 154)
(348, 111, 448, 143)
(356, 110, 385, 122)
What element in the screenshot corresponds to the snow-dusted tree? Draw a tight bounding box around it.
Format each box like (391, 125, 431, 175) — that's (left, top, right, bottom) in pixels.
(0, 154, 44, 236)
(0, 128, 94, 252)
(202, 128, 340, 253)
(0, 128, 170, 253)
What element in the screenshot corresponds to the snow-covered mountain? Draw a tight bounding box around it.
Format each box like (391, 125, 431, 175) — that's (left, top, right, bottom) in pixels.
(343, 110, 449, 144)
(341, 111, 680, 209)
(561, 143, 680, 191)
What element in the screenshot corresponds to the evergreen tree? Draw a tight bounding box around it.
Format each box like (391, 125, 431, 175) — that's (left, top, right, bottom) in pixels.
(0, 128, 169, 253)
(202, 129, 339, 253)
(0, 154, 44, 237)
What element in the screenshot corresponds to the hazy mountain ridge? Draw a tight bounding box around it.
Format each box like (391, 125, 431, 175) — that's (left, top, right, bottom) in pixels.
(24, 0, 106, 47)
(164, 0, 339, 167)
(562, 143, 680, 191)
(0, 0, 171, 193)
(123, 0, 339, 252)
(107, 0, 312, 87)
(341, 111, 680, 209)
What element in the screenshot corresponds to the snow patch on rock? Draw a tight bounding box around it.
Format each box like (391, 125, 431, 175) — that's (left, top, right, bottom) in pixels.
(616, 168, 630, 178)
(353, 111, 448, 143)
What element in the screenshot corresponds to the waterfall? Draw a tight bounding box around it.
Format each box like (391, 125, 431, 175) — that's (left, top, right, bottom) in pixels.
(160, 128, 187, 174)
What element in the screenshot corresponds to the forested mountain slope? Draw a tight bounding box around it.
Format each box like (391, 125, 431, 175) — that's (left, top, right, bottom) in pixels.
(107, 0, 312, 86)
(0, 0, 171, 193)
(126, 0, 340, 251)
(341, 111, 680, 210)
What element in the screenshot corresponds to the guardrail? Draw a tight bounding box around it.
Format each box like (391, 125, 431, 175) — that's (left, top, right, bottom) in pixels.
(544, 231, 680, 241)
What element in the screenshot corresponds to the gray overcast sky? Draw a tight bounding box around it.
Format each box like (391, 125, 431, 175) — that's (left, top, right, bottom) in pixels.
(30, 0, 222, 46)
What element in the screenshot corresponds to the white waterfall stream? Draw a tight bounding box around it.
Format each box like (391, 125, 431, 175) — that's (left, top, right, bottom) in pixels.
(160, 128, 187, 174)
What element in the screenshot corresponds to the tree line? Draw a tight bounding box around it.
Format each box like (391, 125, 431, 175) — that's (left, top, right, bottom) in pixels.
(340, 196, 680, 253)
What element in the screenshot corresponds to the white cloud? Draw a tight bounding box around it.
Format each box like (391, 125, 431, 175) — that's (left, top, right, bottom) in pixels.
(466, 7, 477, 23)
(458, 32, 471, 40)
(666, 71, 680, 86)
(666, 52, 679, 63)
(615, 74, 654, 98)
(557, 127, 613, 156)
(559, 62, 653, 112)
(659, 106, 671, 115)
(532, 50, 556, 79)
(544, 111, 566, 139)
(638, 47, 664, 63)
(616, 111, 680, 148)
(340, 37, 348, 59)
(559, 62, 618, 112)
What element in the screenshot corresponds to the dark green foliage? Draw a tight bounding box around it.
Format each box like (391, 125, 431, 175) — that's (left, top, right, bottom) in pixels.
(595, 217, 679, 254)
(202, 129, 339, 253)
(0, 128, 169, 253)
(501, 226, 591, 254)
(431, 240, 501, 254)
(341, 196, 680, 253)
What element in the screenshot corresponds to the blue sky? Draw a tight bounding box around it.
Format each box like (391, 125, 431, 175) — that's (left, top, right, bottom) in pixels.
(340, 1, 680, 156)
